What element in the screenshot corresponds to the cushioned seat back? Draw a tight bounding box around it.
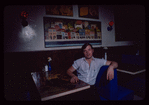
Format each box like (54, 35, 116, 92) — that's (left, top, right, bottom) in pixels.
(95, 66, 118, 100)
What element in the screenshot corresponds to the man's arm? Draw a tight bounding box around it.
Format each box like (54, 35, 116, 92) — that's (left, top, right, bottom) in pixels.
(67, 66, 79, 83)
(106, 60, 118, 69)
(106, 60, 118, 80)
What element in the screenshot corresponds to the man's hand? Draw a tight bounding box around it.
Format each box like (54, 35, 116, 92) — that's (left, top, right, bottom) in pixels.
(70, 75, 79, 83)
(107, 66, 114, 80)
(67, 66, 79, 83)
(106, 61, 118, 81)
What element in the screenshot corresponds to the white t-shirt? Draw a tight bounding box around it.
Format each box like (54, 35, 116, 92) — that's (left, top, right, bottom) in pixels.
(72, 56, 107, 85)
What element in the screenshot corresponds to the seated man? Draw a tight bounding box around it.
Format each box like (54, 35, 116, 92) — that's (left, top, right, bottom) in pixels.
(67, 43, 118, 100)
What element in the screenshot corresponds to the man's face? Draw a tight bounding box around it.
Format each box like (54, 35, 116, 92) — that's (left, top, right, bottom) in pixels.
(83, 45, 94, 59)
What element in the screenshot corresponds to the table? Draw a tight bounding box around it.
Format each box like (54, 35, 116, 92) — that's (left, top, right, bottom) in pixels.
(31, 71, 90, 101)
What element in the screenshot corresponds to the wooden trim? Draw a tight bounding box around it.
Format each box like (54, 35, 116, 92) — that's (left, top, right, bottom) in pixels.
(117, 69, 146, 75)
(41, 85, 90, 101)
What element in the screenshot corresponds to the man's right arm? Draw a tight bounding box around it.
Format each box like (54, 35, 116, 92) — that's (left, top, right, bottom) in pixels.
(67, 66, 79, 83)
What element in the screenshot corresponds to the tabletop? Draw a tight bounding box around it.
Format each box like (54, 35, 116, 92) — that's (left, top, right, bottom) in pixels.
(31, 71, 90, 101)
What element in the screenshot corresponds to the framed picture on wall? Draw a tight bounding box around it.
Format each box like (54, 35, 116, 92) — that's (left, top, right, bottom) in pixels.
(78, 5, 99, 19)
(45, 5, 73, 16)
(43, 17, 102, 47)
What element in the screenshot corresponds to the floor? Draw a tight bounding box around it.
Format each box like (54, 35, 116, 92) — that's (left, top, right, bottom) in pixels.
(117, 70, 145, 100)
(125, 76, 145, 99)
(133, 95, 143, 100)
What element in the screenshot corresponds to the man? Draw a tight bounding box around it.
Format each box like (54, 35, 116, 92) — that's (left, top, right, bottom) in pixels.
(66, 43, 118, 100)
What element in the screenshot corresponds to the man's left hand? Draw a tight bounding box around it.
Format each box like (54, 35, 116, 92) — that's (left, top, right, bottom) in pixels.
(107, 66, 114, 80)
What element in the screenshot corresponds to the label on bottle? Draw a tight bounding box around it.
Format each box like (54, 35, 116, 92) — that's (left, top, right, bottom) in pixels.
(45, 65, 48, 71)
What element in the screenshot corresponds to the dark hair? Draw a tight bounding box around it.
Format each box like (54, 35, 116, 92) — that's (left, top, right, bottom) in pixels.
(81, 43, 93, 52)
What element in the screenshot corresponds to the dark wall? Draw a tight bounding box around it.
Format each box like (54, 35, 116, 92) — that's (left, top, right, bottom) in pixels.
(4, 48, 104, 74)
(114, 5, 145, 42)
(5, 45, 143, 80)
(4, 45, 145, 100)
(4, 44, 145, 74)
